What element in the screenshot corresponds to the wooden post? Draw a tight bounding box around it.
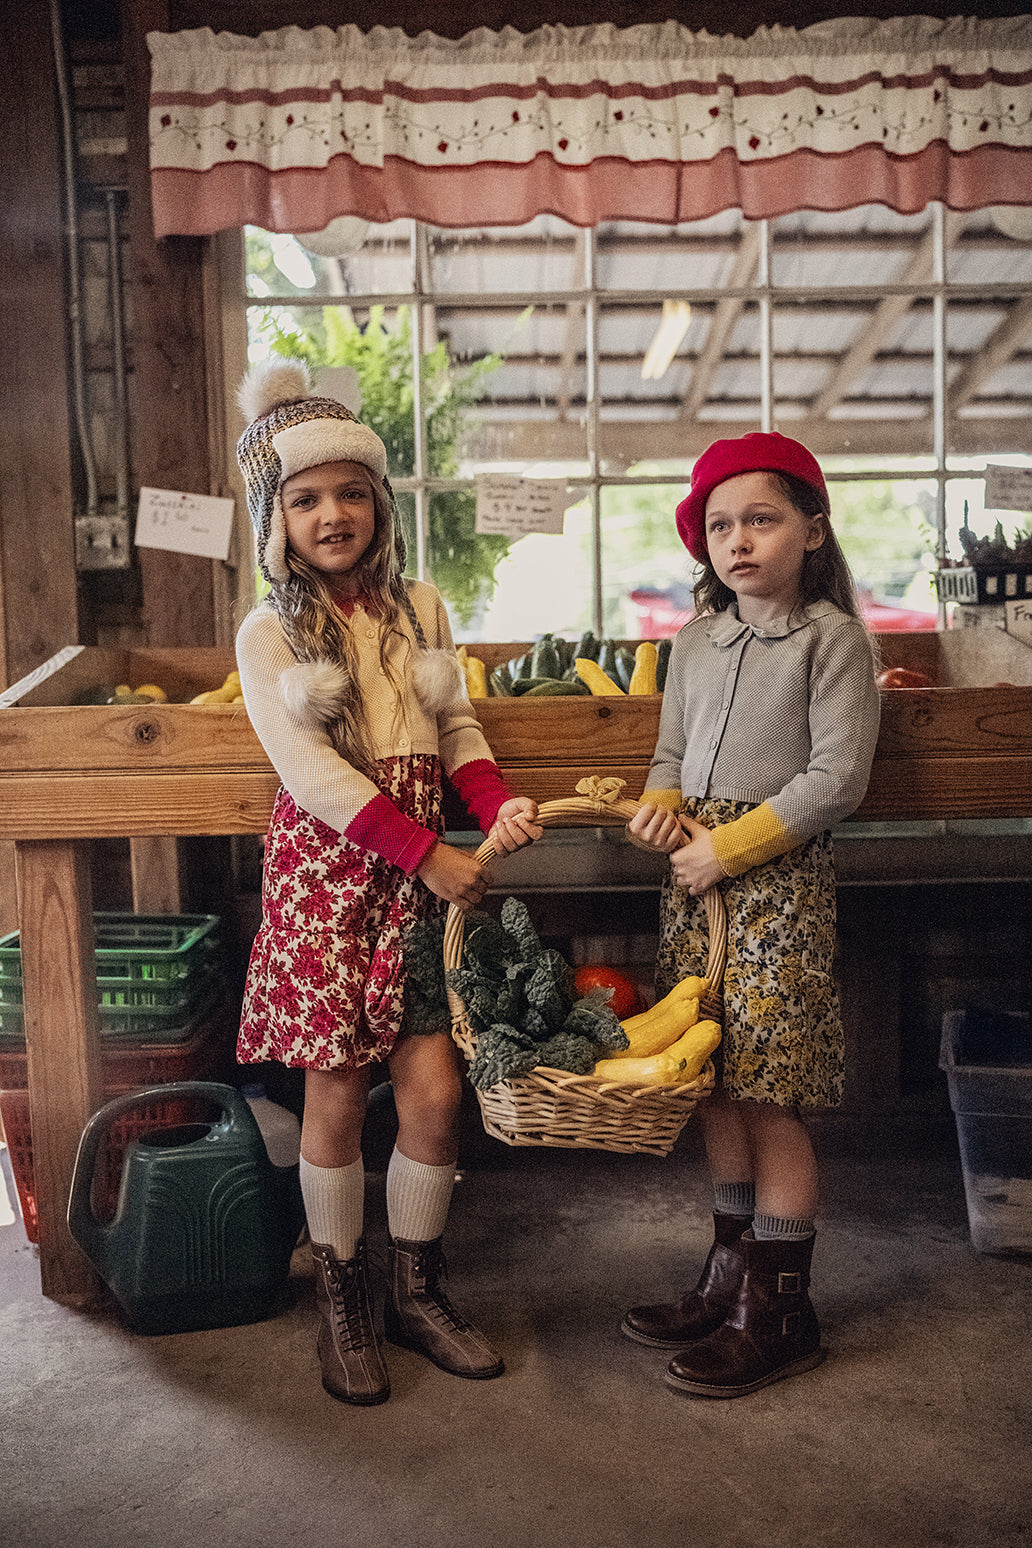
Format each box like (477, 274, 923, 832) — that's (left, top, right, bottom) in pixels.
(129, 835, 184, 914)
(15, 840, 104, 1305)
(122, 0, 218, 648)
(0, 0, 80, 685)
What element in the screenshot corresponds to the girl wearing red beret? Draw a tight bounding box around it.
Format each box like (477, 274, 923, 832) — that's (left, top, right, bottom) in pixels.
(623, 432, 880, 1398)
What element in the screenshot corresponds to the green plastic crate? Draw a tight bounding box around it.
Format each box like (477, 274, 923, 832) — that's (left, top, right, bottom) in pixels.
(0, 913, 221, 1042)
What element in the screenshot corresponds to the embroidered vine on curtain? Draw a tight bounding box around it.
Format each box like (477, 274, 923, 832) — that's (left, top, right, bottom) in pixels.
(147, 16, 1032, 238)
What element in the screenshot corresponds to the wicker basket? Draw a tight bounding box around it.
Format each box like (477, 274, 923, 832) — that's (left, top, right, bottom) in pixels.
(445, 777, 726, 1157)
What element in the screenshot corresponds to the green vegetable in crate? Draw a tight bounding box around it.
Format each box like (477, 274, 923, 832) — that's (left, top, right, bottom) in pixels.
(553, 635, 576, 674)
(521, 679, 590, 696)
(615, 648, 636, 692)
(574, 630, 600, 662)
(656, 637, 672, 692)
(530, 633, 562, 681)
(488, 664, 514, 697)
(598, 638, 620, 678)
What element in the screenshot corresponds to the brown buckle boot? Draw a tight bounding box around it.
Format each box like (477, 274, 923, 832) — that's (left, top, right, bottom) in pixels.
(312, 1239, 389, 1405)
(665, 1230, 824, 1398)
(384, 1236, 504, 1380)
(621, 1212, 751, 1348)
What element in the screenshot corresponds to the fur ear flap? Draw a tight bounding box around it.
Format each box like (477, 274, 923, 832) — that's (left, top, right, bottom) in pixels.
(411, 648, 467, 715)
(280, 658, 349, 721)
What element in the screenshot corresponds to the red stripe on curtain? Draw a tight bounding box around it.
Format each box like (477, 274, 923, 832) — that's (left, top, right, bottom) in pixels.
(150, 142, 1032, 240)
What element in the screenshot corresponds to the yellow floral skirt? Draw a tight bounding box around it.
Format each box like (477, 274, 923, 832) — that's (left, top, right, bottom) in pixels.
(656, 797, 843, 1111)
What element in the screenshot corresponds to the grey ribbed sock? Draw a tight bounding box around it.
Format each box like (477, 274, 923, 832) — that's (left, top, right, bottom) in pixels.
(713, 1180, 755, 1217)
(752, 1212, 815, 1241)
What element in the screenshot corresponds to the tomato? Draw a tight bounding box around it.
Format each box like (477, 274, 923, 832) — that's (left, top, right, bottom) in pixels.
(877, 667, 935, 689)
(573, 966, 646, 1018)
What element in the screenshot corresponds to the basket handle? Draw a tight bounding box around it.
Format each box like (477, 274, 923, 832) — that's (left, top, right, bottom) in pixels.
(443, 777, 726, 1021)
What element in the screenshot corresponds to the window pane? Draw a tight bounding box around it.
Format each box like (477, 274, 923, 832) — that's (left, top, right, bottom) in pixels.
(426, 490, 512, 636)
(244, 302, 417, 479)
(426, 216, 582, 295)
(825, 477, 938, 620)
(245, 222, 414, 299)
(471, 497, 595, 644)
(600, 483, 695, 640)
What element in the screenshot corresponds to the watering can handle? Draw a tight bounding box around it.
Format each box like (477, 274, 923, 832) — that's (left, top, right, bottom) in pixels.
(67, 1081, 258, 1237)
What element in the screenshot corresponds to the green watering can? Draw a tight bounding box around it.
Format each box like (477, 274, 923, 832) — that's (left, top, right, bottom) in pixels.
(68, 1082, 304, 1335)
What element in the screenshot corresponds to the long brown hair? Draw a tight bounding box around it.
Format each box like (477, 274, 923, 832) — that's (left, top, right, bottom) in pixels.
(692, 470, 862, 620)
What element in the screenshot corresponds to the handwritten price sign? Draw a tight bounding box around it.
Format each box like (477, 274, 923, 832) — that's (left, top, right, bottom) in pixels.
(475, 475, 571, 537)
(135, 488, 236, 561)
(984, 465, 1032, 516)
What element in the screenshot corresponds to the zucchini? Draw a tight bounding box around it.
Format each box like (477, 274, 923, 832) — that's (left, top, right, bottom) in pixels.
(656, 638, 672, 692)
(553, 635, 576, 674)
(598, 638, 619, 678)
(615, 648, 636, 692)
(522, 679, 591, 696)
(489, 665, 514, 697)
(573, 630, 599, 662)
(530, 633, 562, 680)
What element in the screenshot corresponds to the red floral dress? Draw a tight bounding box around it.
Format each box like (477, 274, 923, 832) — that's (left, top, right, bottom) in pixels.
(237, 753, 444, 1070)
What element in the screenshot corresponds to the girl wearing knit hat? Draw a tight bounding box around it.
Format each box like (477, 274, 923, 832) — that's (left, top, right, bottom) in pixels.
(621, 432, 880, 1398)
(234, 358, 540, 1405)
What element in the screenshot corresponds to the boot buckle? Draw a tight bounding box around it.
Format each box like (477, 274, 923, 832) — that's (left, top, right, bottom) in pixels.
(782, 1311, 801, 1335)
(778, 1271, 802, 1294)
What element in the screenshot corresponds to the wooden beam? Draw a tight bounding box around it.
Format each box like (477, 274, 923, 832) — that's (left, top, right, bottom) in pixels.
(467, 415, 1032, 462)
(948, 296, 1032, 411)
(809, 212, 967, 419)
(678, 223, 762, 420)
(0, 0, 80, 689)
(15, 839, 103, 1305)
(123, 0, 218, 647)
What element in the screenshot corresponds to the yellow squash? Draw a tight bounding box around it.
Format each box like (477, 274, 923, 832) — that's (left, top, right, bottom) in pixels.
(659, 1019, 722, 1082)
(627, 640, 658, 696)
(609, 975, 709, 1059)
(593, 1018, 721, 1086)
(573, 658, 625, 696)
(464, 654, 489, 698)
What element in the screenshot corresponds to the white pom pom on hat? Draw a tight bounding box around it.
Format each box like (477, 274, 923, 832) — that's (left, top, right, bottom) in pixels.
(236, 357, 313, 424)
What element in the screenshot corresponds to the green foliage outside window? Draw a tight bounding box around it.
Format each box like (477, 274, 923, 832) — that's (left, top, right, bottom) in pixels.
(250, 300, 511, 625)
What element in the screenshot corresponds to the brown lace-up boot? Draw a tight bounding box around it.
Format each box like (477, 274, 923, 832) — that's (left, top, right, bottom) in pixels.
(665, 1230, 824, 1398)
(384, 1236, 504, 1379)
(311, 1239, 390, 1405)
(621, 1212, 751, 1347)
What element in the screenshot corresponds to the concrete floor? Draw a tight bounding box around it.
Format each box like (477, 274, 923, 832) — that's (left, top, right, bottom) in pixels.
(2, 1109, 1030, 1548)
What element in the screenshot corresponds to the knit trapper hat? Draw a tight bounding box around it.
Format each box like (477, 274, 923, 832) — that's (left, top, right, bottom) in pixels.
(236, 357, 397, 584)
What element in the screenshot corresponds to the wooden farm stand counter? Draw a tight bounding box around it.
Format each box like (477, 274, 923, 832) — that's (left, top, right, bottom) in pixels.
(1, 630, 1031, 1303)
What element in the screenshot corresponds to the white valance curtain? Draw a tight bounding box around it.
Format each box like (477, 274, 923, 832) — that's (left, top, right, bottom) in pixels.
(147, 15, 1032, 238)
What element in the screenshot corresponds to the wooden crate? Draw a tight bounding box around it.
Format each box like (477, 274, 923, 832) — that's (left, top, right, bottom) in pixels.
(1, 633, 1031, 832)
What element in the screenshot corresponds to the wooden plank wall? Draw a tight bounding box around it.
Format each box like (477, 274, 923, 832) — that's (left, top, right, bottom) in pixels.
(123, 0, 218, 648)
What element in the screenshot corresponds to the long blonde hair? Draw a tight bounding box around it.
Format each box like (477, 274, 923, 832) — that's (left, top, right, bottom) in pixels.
(268, 469, 415, 778)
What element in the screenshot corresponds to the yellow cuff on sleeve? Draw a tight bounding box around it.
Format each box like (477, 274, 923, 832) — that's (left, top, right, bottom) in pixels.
(639, 787, 683, 814)
(710, 802, 794, 877)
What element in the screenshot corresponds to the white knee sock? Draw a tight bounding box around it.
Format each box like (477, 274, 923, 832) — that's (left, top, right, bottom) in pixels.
(299, 1156, 364, 1261)
(386, 1148, 455, 1243)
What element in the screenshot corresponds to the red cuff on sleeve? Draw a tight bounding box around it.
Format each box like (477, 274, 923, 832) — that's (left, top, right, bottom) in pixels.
(446, 758, 512, 833)
(344, 792, 437, 874)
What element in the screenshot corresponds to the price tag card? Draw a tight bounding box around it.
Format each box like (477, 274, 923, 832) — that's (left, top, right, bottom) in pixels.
(475, 475, 570, 537)
(1006, 599, 1032, 648)
(984, 464, 1032, 516)
(135, 488, 236, 561)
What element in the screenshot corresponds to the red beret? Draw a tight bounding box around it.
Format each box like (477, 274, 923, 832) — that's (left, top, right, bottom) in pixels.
(675, 432, 829, 561)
